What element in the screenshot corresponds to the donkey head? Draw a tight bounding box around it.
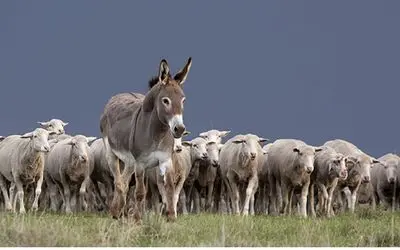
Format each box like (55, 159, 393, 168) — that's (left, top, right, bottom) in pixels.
(144, 57, 192, 138)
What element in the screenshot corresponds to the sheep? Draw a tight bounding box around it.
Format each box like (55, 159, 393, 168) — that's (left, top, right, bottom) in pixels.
(254, 144, 271, 215)
(267, 139, 321, 217)
(180, 137, 210, 213)
(309, 146, 348, 217)
(87, 138, 115, 211)
(186, 140, 221, 213)
(324, 139, 379, 213)
(371, 153, 400, 211)
(198, 129, 230, 213)
(146, 131, 192, 217)
(219, 134, 268, 215)
(0, 128, 54, 213)
(44, 135, 96, 213)
(199, 129, 230, 144)
(37, 119, 69, 140)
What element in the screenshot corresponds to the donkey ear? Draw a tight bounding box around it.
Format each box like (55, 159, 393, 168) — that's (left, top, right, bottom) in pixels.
(174, 57, 192, 85)
(158, 59, 170, 85)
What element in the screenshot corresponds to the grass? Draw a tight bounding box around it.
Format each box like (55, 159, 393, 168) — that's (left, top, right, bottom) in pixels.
(0, 208, 399, 247)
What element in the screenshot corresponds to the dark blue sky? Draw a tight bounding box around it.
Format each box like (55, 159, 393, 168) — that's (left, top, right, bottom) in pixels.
(1, 1, 400, 157)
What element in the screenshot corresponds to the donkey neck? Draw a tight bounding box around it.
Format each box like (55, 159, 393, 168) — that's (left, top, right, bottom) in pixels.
(130, 100, 172, 156)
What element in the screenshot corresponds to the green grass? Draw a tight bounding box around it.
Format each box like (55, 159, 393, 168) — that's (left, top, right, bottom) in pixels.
(0, 208, 399, 247)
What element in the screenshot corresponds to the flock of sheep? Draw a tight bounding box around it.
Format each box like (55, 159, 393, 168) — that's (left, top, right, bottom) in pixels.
(0, 58, 398, 223)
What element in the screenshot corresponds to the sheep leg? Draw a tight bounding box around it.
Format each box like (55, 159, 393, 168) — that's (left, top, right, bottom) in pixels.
(193, 189, 201, 214)
(174, 176, 185, 216)
(281, 179, 290, 215)
(309, 183, 316, 217)
(14, 177, 26, 214)
(9, 183, 16, 210)
(179, 190, 188, 215)
(227, 172, 240, 215)
(288, 188, 294, 215)
(31, 169, 44, 212)
(221, 177, 231, 214)
(205, 182, 214, 212)
(47, 179, 59, 212)
(326, 185, 336, 217)
(250, 180, 258, 215)
(60, 173, 72, 214)
(377, 188, 391, 210)
(156, 175, 168, 210)
(317, 190, 324, 214)
(163, 171, 175, 219)
(79, 176, 90, 212)
(317, 182, 329, 215)
(300, 179, 310, 217)
(0, 175, 12, 211)
(268, 174, 278, 215)
(243, 175, 258, 215)
(93, 181, 107, 211)
(349, 183, 360, 213)
(371, 191, 378, 210)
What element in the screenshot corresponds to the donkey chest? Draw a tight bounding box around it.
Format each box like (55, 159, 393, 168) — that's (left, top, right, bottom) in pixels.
(139, 151, 171, 169)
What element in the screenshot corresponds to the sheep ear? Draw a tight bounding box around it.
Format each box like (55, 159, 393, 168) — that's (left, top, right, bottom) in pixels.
(86, 137, 97, 144)
(66, 138, 77, 145)
(37, 121, 50, 128)
(258, 137, 270, 143)
(371, 158, 380, 164)
(219, 130, 231, 137)
(62, 121, 69, 126)
(182, 141, 192, 147)
(183, 131, 191, 137)
(21, 132, 34, 139)
(314, 147, 323, 152)
(199, 132, 207, 138)
(206, 141, 216, 146)
(232, 139, 245, 144)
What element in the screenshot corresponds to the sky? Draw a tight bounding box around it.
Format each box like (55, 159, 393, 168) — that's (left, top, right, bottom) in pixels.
(1, 1, 400, 157)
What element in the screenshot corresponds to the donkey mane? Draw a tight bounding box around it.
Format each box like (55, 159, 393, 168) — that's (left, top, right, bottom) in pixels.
(148, 72, 173, 90)
(148, 77, 159, 89)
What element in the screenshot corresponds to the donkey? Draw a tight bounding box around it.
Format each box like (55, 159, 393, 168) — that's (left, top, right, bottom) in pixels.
(100, 57, 192, 221)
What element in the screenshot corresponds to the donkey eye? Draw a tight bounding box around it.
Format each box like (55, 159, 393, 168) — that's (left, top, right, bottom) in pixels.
(162, 98, 170, 105)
